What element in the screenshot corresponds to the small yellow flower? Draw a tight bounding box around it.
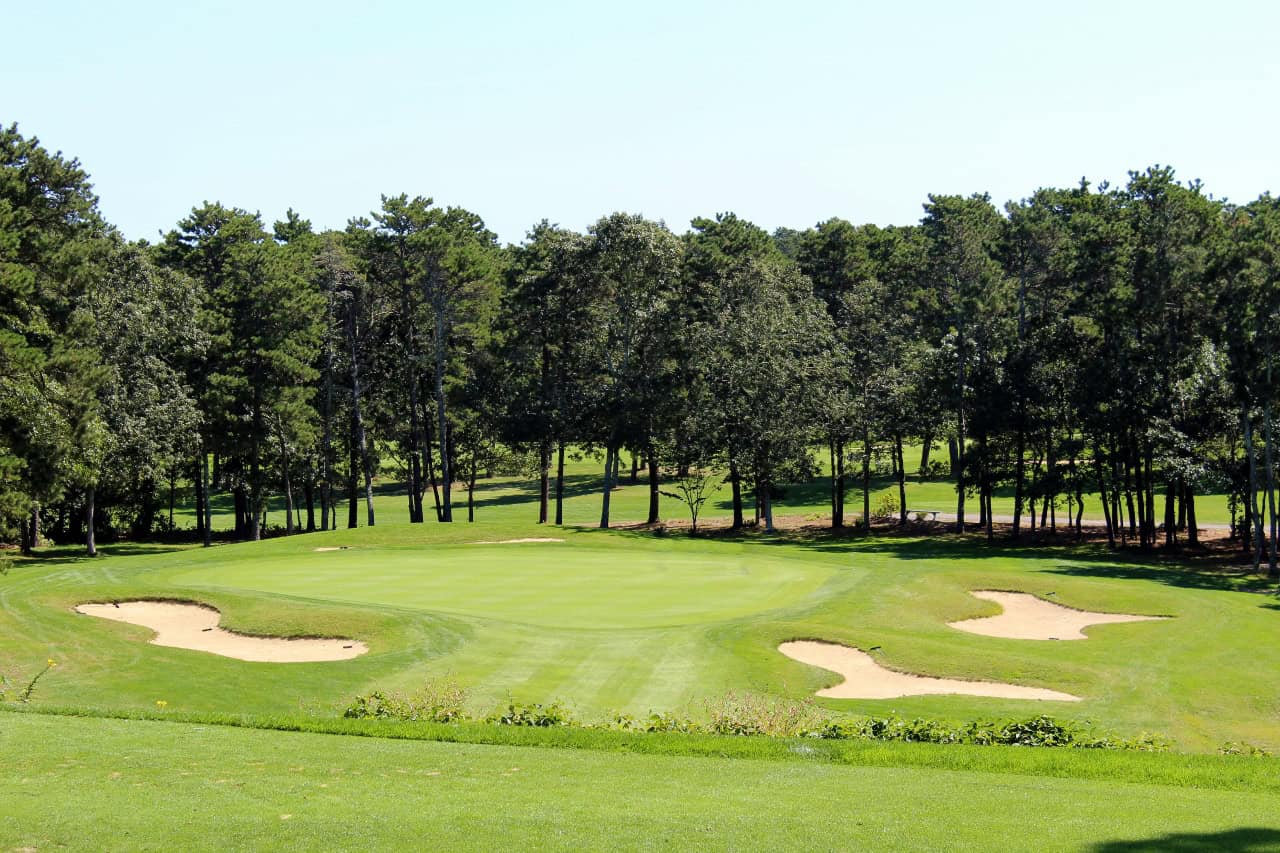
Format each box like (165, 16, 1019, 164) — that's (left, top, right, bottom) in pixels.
(156, 700, 168, 709)
(46, 659, 57, 668)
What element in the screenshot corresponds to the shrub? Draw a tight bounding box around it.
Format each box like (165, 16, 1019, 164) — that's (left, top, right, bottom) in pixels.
(342, 678, 468, 723)
(610, 711, 704, 734)
(705, 691, 827, 738)
(1219, 741, 1273, 757)
(872, 492, 900, 521)
(488, 701, 575, 727)
(806, 714, 1167, 751)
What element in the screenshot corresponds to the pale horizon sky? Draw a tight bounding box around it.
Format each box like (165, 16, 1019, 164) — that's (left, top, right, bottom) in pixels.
(6, 1, 1278, 244)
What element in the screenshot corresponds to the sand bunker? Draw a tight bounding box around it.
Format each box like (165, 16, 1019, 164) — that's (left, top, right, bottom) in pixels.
(75, 601, 367, 663)
(470, 537, 564, 544)
(778, 640, 1079, 701)
(947, 591, 1166, 641)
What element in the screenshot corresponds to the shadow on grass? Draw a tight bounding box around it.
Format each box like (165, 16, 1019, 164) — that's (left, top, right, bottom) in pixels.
(1042, 561, 1274, 594)
(1091, 828, 1280, 852)
(19, 542, 195, 566)
(600, 522, 1280, 594)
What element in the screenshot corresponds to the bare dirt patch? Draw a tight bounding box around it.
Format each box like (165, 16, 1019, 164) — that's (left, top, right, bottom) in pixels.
(75, 601, 367, 663)
(947, 591, 1167, 640)
(778, 640, 1079, 701)
(469, 538, 565, 544)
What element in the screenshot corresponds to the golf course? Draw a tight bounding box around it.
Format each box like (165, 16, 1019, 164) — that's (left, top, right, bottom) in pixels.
(9, 5, 1280, 844)
(6, 462, 1280, 849)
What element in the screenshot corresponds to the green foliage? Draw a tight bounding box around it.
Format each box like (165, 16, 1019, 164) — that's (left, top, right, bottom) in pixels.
(872, 491, 900, 520)
(342, 679, 468, 723)
(705, 690, 828, 737)
(1219, 741, 1273, 757)
(488, 701, 575, 727)
(812, 714, 1167, 751)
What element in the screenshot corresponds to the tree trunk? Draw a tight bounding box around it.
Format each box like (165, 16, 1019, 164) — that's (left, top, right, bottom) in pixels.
(406, 381, 424, 524)
(277, 426, 295, 536)
(167, 472, 176, 533)
(919, 434, 932, 478)
(1163, 481, 1176, 547)
(1011, 415, 1027, 538)
(647, 446, 660, 525)
(730, 458, 744, 529)
(347, 413, 359, 529)
(555, 441, 566, 525)
(346, 421, 358, 528)
(1093, 441, 1116, 549)
(630, 452, 639, 484)
(836, 439, 846, 527)
(829, 440, 840, 529)
(468, 452, 478, 522)
(599, 446, 615, 529)
(1245, 411, 1266, 570)
(862, 434, 872, 531)
(1185, 484, 1199, 547)
(305, 477, 315, 532)
(433, 300, 453, 523)
(347, 304, 375, 527)
(85, 485, 97, 557)
(320, 291, 336, 533)
(1267, 395, 1279, 577)
(538, 440, 551, 524)
(194, 457, 206, 541)
(201, 447, 212, 548)
(895, 434, 907, 525)
(762, 474, 775, 532)
(422, 399, 442, 521)
(249, 391, 263, 542)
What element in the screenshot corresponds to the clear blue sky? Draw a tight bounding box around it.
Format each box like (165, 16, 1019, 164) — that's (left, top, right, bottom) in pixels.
(6, 1, 1278, 244)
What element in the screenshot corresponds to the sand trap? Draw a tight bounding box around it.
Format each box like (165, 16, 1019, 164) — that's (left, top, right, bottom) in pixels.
(313, 546, 350, 552)
(947, 591, 1166, 641)
(778, 640, 1079, 701)
(469, 537, 564, 544)
(75, 601, 367, 663)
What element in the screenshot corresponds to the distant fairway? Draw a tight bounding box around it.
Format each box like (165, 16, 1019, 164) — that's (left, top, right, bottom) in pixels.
(170, 542, 834, 629)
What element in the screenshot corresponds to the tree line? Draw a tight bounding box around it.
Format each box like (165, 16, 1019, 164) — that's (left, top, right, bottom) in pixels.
(3, 123, 1279, 572)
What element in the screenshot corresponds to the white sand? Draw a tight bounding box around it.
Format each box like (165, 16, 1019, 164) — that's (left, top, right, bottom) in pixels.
(469, 538, 565, 544)
(948, 591, 1166, 641)
(75, 601, 368, 663)
(313, 546, 346, 552)
(778, 640, 1079, 701)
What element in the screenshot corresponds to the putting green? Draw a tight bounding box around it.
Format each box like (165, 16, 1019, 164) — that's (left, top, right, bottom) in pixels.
(170, 543, 836, 629)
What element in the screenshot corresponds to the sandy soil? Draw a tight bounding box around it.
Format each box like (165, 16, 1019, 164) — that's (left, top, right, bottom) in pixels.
(469, 538, 565, 544)
(778, 640, 1079, 701)
(75, 601, 367, 663)
(313, 546, 347, 552)
(947, 591, 1166, 640)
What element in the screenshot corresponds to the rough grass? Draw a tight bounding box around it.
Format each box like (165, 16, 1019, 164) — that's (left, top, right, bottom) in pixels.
(3, 712, 1279, 852)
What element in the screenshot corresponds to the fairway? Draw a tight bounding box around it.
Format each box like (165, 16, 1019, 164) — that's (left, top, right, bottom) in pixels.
(5, 521, 1278, 752)
(170, 542, 834, 629)
(5, 713, 1280, 852)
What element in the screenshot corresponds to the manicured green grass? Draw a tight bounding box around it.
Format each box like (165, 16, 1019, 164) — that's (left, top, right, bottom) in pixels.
(6, 519, 1277, 751)
(4, 712, 1279, 852)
